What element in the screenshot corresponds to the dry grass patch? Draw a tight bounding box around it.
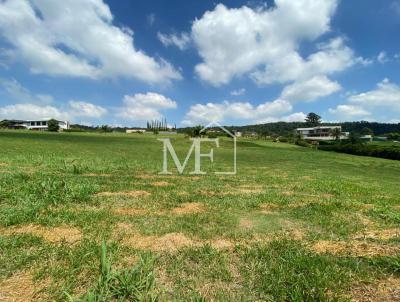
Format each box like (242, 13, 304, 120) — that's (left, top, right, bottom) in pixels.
(113, 207, 149, 216)
(151, 181, 171, 187)
(236, 188, 264, 194)
(239, 218, 255, 230)
(199, 190, 230, 197)
(171, 202, 205, 215)
(115, 223, 195, 252)
(310, 240, 400, 257)
(1, 224, 82, 244)
(83, 173, 111, 177)
(0, 271, 48, 302)
(259, 203, 281, 214)
(134, 174, 155, 179)
(351, 276, 400, 302)
(0, 162, 8, 167)
(281, 191, 295, 197)
(96, 190, 151, 198)
(208, 239, 235, 250)
(152, 233, 195, 252)
(353, 228, 400, 240)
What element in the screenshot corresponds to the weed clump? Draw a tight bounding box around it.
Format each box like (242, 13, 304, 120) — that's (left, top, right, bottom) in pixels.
(70, 243, 158, 301)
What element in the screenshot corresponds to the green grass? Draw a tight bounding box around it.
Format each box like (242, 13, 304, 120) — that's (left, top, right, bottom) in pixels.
(0, 130, 399, 301)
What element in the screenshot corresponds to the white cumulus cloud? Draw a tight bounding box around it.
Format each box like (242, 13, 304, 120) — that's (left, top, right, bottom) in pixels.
(329, 79, 400, 121)
(230, 88, 246, 96)
(348, 79, 400, 111)
(116, 92, 177, 121)
(157, 32, 191, 50)
(377, 51, 389, 64)
(0, 103, 70, 120)
(328, 105, 371, 120)
(0, 0, 181, 83)
(280, 76, 341, 103)
(0, 78, 53, 104)
(190, 1, 362, 87)
(182, 99, 298, 125)
(69, 100, 107, 118)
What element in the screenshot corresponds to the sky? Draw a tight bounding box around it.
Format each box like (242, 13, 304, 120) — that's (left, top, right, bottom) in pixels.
(0, 0, 399, 127)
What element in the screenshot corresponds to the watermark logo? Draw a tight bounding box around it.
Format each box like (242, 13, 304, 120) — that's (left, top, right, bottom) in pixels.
(158, 121, 236, 175)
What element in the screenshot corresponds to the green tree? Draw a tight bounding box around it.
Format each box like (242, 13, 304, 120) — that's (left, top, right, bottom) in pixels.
(47, 119, 60, 132)
(349, 132, 361, 144)
(0, 120, 10, 128)
(305, 112, 321, 127)
(100, 125, 111, 133)
(361, 127, 373, 136)
(191, 125, 204, 137)
(329, 127, 342, 141)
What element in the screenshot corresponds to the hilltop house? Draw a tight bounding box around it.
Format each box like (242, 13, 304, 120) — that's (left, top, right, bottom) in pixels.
(5, 119, 70, 131)
(126, 129, 146, 133)
(296, 126, 349, 141)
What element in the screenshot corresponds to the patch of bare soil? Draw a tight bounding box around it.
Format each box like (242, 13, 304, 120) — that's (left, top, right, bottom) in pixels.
(0, 271, 48, 302)
(96, 190, 151, 198)
(171, 202, 205, 215)
(351, 277, 400, 302)
(151, 181, 171, 187)
(310, 240, 400, 257)
(0, 163, 8, 167)
(2, 224, 82, 244)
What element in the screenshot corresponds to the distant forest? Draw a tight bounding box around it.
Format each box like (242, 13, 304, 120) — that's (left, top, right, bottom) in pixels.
(179, 121, 400, 136)
(65, 121, 400, 136)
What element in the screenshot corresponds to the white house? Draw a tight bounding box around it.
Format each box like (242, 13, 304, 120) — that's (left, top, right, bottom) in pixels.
(7, 119, 70, 131)
(296, 126, 348, 141)
(126, 129, 146, 133)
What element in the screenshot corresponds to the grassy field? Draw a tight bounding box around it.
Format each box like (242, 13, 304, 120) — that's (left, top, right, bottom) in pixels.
(0, 130, 399, 301)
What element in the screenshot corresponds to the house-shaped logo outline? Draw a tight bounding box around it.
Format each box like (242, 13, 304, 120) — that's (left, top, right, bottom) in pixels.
(200, 121, 237, 175)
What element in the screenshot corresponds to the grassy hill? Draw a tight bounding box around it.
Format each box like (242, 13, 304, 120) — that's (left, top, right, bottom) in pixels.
(0, 130, 399, 301)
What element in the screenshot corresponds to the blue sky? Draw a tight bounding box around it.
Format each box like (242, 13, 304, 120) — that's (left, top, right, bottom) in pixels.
(0, 0, 399, 127)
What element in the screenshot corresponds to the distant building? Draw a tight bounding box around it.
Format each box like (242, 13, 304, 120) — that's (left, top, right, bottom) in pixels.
(234, 131, 243, 137)
(360, 134, 373, 142)
(5, 119, 69, 131)
(126, 129, 146, 133)
(296, 126, 348, 141)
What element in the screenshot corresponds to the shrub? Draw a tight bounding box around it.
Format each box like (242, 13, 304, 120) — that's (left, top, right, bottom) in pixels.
(64, 128, 85, 133)
(319, 143, 400, 160)
(279, 137, 288, 143)
(295, 140, 310, 148)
